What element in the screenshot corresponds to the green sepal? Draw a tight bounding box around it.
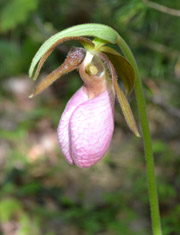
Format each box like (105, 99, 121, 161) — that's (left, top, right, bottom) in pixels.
(29, 24, 119, 78)
(99, 46, 135, 94)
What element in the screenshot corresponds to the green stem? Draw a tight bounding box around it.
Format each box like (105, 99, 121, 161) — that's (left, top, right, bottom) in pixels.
(117, 36, 162, 235)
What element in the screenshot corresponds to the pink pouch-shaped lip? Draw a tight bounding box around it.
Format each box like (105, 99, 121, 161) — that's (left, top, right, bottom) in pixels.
(57, 86, 115, 168)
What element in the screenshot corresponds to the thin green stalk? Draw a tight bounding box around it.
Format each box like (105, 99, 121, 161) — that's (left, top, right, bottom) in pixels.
(117, 36, 162, 235)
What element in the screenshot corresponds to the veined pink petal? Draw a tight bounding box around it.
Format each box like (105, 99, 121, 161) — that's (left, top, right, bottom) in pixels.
(57, 86, 115, 168)
(57, 87, 88, 164)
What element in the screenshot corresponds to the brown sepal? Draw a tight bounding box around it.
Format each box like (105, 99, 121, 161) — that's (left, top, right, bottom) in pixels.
(33, 36, 94, 81)
(98, 52, 140, 137)
(29, 47, 86, 97)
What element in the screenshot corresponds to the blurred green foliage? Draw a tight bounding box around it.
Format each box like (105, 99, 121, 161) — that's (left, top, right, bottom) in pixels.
(0, 0, 38, 32)
(0, 0, 180, 234)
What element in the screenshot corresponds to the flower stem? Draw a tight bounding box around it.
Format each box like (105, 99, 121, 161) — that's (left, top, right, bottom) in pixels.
(117, 36, 162, 235)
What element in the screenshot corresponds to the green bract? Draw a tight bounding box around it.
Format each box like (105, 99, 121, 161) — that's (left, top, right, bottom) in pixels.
(29, 23, 119, 78)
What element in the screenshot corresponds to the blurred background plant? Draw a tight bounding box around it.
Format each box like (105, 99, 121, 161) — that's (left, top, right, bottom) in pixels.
(0, 0, 180, 234)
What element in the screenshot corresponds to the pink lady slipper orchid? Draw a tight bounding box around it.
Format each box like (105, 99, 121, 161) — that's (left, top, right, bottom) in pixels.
(29, 24, 140, 168)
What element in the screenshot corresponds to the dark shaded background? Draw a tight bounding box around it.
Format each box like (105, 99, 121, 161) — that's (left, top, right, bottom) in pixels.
(0, 0, 180, 234)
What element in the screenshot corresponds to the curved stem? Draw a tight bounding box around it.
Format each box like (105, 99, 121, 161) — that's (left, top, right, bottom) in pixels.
(117, 36, 162, 235)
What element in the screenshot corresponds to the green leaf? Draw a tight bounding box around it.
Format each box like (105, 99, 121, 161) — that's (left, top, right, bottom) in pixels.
(99, 52, 140, 137)
(29, 24, 119, 77)
(99, 46, 135, 94)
